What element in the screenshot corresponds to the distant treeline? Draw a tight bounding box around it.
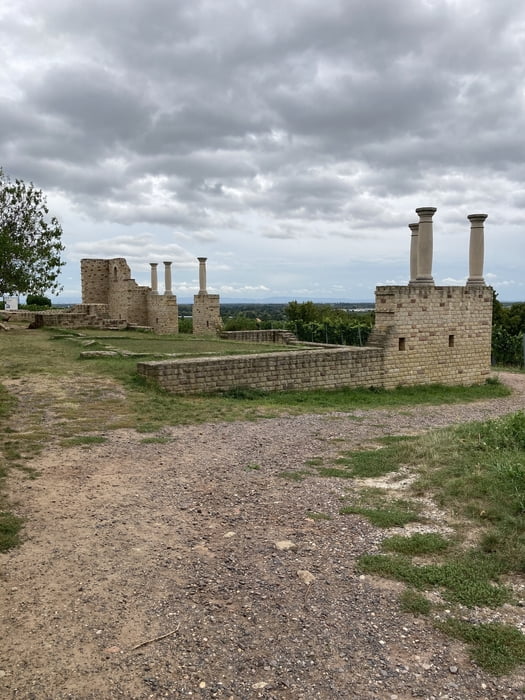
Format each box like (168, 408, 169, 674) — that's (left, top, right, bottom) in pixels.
(215, 300, 374, 346)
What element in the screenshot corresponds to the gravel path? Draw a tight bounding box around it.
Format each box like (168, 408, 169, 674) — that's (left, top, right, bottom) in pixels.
(1, 372, 525, 699)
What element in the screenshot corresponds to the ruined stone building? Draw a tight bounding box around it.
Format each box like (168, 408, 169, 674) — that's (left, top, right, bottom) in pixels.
(79, 256, 221, 335)
(138, 209, 494, 393)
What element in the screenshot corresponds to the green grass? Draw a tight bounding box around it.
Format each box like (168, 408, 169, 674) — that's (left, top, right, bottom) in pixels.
(317, 466, 355, 478)
(359, 552, 511, 607)
(399, 589, 432, 615)
(0, 511, 24, 551)
(341, 503, 421, 527)
(437, 619, 525, 675)
(333, 436, 418, 478)
(339, 487, 422, 527)
(381, 532, 451, 555)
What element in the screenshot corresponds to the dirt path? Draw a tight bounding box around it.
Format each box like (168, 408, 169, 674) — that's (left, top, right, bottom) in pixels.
(1, 373, 525, 699)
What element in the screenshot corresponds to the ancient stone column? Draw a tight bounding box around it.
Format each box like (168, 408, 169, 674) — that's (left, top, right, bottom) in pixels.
(198, 257, 208, 295)
(466, 214, 488, 286)
(415, 207, 437, 285)
(163, 261, 173, 296)
(150, 263, 158, 294)
(409, 222, 419, 283)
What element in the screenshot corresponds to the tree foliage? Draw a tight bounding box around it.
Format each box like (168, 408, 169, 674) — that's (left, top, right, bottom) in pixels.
(0, 168, 65, 296)
(492, 291, 525, 366)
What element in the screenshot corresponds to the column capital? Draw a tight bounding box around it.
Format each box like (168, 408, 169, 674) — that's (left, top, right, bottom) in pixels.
(467, 213, 488, 226)
(409, 222, 419, 233)
(415, 207, 437, 220)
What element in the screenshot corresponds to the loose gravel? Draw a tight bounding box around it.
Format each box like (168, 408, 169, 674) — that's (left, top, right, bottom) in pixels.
(1, 372, 525, 699)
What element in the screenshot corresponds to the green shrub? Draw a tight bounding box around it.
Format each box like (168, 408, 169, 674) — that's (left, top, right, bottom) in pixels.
(26, 294, 51, 308)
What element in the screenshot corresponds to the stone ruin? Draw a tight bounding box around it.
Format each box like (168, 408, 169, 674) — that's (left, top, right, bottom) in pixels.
(7, 256, 222, 335)
(138, 208, 494, 393)
(2, 207, 494, 394)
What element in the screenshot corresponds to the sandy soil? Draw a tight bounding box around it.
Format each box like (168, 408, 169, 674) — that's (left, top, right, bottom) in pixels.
(1, 372, 525, 699)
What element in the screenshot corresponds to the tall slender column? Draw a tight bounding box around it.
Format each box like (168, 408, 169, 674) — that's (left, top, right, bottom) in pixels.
(163, 261, 173, 296)
(198, 257, 208, 295)
(466, 214, 488, 286)
(408, 222, 419, 283)
(415, 207, 437, 285)
(150, 263, 158, 294)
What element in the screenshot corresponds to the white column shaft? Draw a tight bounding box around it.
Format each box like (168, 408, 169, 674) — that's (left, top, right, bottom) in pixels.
(163, 261, 173, 295)
(415, 207, 437, 284)
(198, 257, 207, 294)
(467, 214, 487, 286)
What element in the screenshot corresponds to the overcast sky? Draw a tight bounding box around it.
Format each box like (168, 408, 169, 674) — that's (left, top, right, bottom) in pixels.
(1, 0, 524, 302)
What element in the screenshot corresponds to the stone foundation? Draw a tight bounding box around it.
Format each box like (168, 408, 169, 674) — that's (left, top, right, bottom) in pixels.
(138, 283, 493, 395)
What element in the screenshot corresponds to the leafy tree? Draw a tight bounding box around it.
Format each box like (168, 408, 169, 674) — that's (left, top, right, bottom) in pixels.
(26, 294, 51, 308)
(285, 300, 322, 322)
(0, 168, 65, 296)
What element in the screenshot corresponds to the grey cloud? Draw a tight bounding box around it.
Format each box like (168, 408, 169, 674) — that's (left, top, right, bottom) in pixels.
(1, 0, 524, 302)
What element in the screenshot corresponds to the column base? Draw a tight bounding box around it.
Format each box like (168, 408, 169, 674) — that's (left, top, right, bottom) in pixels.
(466, 277, 485, 286)
(411, 277, 435, 286)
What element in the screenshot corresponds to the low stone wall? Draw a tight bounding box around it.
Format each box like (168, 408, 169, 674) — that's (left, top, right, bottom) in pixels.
(3, 309, 127, 330)
(137, 346, 383, 395)
(219, 329, 297, 344)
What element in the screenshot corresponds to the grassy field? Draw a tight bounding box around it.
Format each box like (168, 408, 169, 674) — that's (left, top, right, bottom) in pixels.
(1, 325, 523, 673)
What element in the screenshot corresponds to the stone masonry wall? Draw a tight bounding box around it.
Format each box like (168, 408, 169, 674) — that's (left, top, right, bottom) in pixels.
(193, 293, 221, 335)
(81, 259, 109, 304)
(137, 346, 383, 395)
(80, 258, 179, 333)
(219, 330, 297, 344)
(373, 285, 492, 388)
(137, 284, 493, 395)
(147, 294, 179, 335)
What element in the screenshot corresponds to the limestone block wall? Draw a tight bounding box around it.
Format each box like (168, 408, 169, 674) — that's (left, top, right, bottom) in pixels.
(137, 346, 383, 395)
(147, 294, 179, 334)
(16, 309, 127, 330)
(372, 285, 493, 388)
(81, 259, 110, 304)
(219, 330, 297, 344)
(137, 283, 493, 395)
(193, 293, 222, 335)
